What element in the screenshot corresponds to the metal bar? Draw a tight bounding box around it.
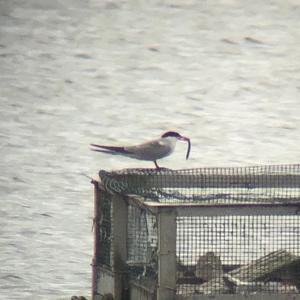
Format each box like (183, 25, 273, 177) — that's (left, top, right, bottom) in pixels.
(176, 295, 300, 300)
(144, 201, 300, 209)
(92, 180, 102, 300)
(173, 204, 300, 217)
(142, 174, 300, 189)
(127, 195, 300, 216)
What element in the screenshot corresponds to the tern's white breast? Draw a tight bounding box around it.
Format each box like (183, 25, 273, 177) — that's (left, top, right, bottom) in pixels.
(157, 137, 177, 157)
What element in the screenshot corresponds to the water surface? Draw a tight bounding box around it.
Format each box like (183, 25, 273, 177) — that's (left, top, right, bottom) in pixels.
(1, 0, 300, 299)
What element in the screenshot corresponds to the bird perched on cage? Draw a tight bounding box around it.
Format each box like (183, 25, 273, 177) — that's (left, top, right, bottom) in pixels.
(90, 131, 191, 169)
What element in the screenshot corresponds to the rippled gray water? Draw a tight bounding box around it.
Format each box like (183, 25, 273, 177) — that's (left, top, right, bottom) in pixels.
(1, 0, 300, 299)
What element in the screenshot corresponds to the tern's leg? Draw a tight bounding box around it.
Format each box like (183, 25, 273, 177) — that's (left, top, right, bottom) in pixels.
(154, 161, 170, 170)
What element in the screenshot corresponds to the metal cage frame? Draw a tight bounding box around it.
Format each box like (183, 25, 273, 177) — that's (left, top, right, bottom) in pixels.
(91, 166, 300, 300)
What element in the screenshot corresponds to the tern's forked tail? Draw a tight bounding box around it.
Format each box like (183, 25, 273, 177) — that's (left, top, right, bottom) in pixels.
(90, 144, 130, 154)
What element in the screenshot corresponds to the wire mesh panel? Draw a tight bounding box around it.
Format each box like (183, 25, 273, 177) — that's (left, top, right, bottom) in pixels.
(176, 214, 300, 296)
(95, 165, 300, 300)
(99, 164, 300, 204)
(127, 203, 158, 280)
(98, 190, 112, 267)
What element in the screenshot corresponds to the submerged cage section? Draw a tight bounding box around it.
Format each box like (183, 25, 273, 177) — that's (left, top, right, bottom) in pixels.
(92, 165, 300, 300)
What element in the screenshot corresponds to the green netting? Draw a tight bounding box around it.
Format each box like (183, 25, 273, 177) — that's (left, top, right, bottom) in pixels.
(99, 164, 300, 204)
(176, 215, 300, 295)
(95, 165, 300, 297)
(98, 190, 112, 267)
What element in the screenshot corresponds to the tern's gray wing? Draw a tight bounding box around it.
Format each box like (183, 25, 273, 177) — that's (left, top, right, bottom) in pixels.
(125, 139, 173, 161)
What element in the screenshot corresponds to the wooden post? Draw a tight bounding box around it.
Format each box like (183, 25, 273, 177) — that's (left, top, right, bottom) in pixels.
(157, 208, 177, 300)
(92, 181, 102, 300)
(112, 194, 128, 300)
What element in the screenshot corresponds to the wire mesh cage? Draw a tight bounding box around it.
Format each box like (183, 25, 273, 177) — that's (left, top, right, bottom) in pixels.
(99, 164, 300, 204)
(176, 215, 300, 296)
(127, 203, 158, 278)
(93, 165, 300, 300)
(97, 190, 112, 267)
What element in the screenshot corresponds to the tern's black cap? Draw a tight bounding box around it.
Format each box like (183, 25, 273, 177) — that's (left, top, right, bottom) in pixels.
(161, 131, 181, 138)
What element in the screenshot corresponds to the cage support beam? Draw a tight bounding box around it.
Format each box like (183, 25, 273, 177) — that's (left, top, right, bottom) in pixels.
(112, 194, 128, 300)
(122, 174, 300, 189)
(157, 209, 177, 300)
(92, 181, 102, 300)
(174, 204, 300, 217)
(176, 295, 300, 300)
(142, 202, 300, 217)
(126, 195, 300, 217)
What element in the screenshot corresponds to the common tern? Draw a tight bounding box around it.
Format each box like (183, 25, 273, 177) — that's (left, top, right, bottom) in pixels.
(90, 131, 191, 168)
